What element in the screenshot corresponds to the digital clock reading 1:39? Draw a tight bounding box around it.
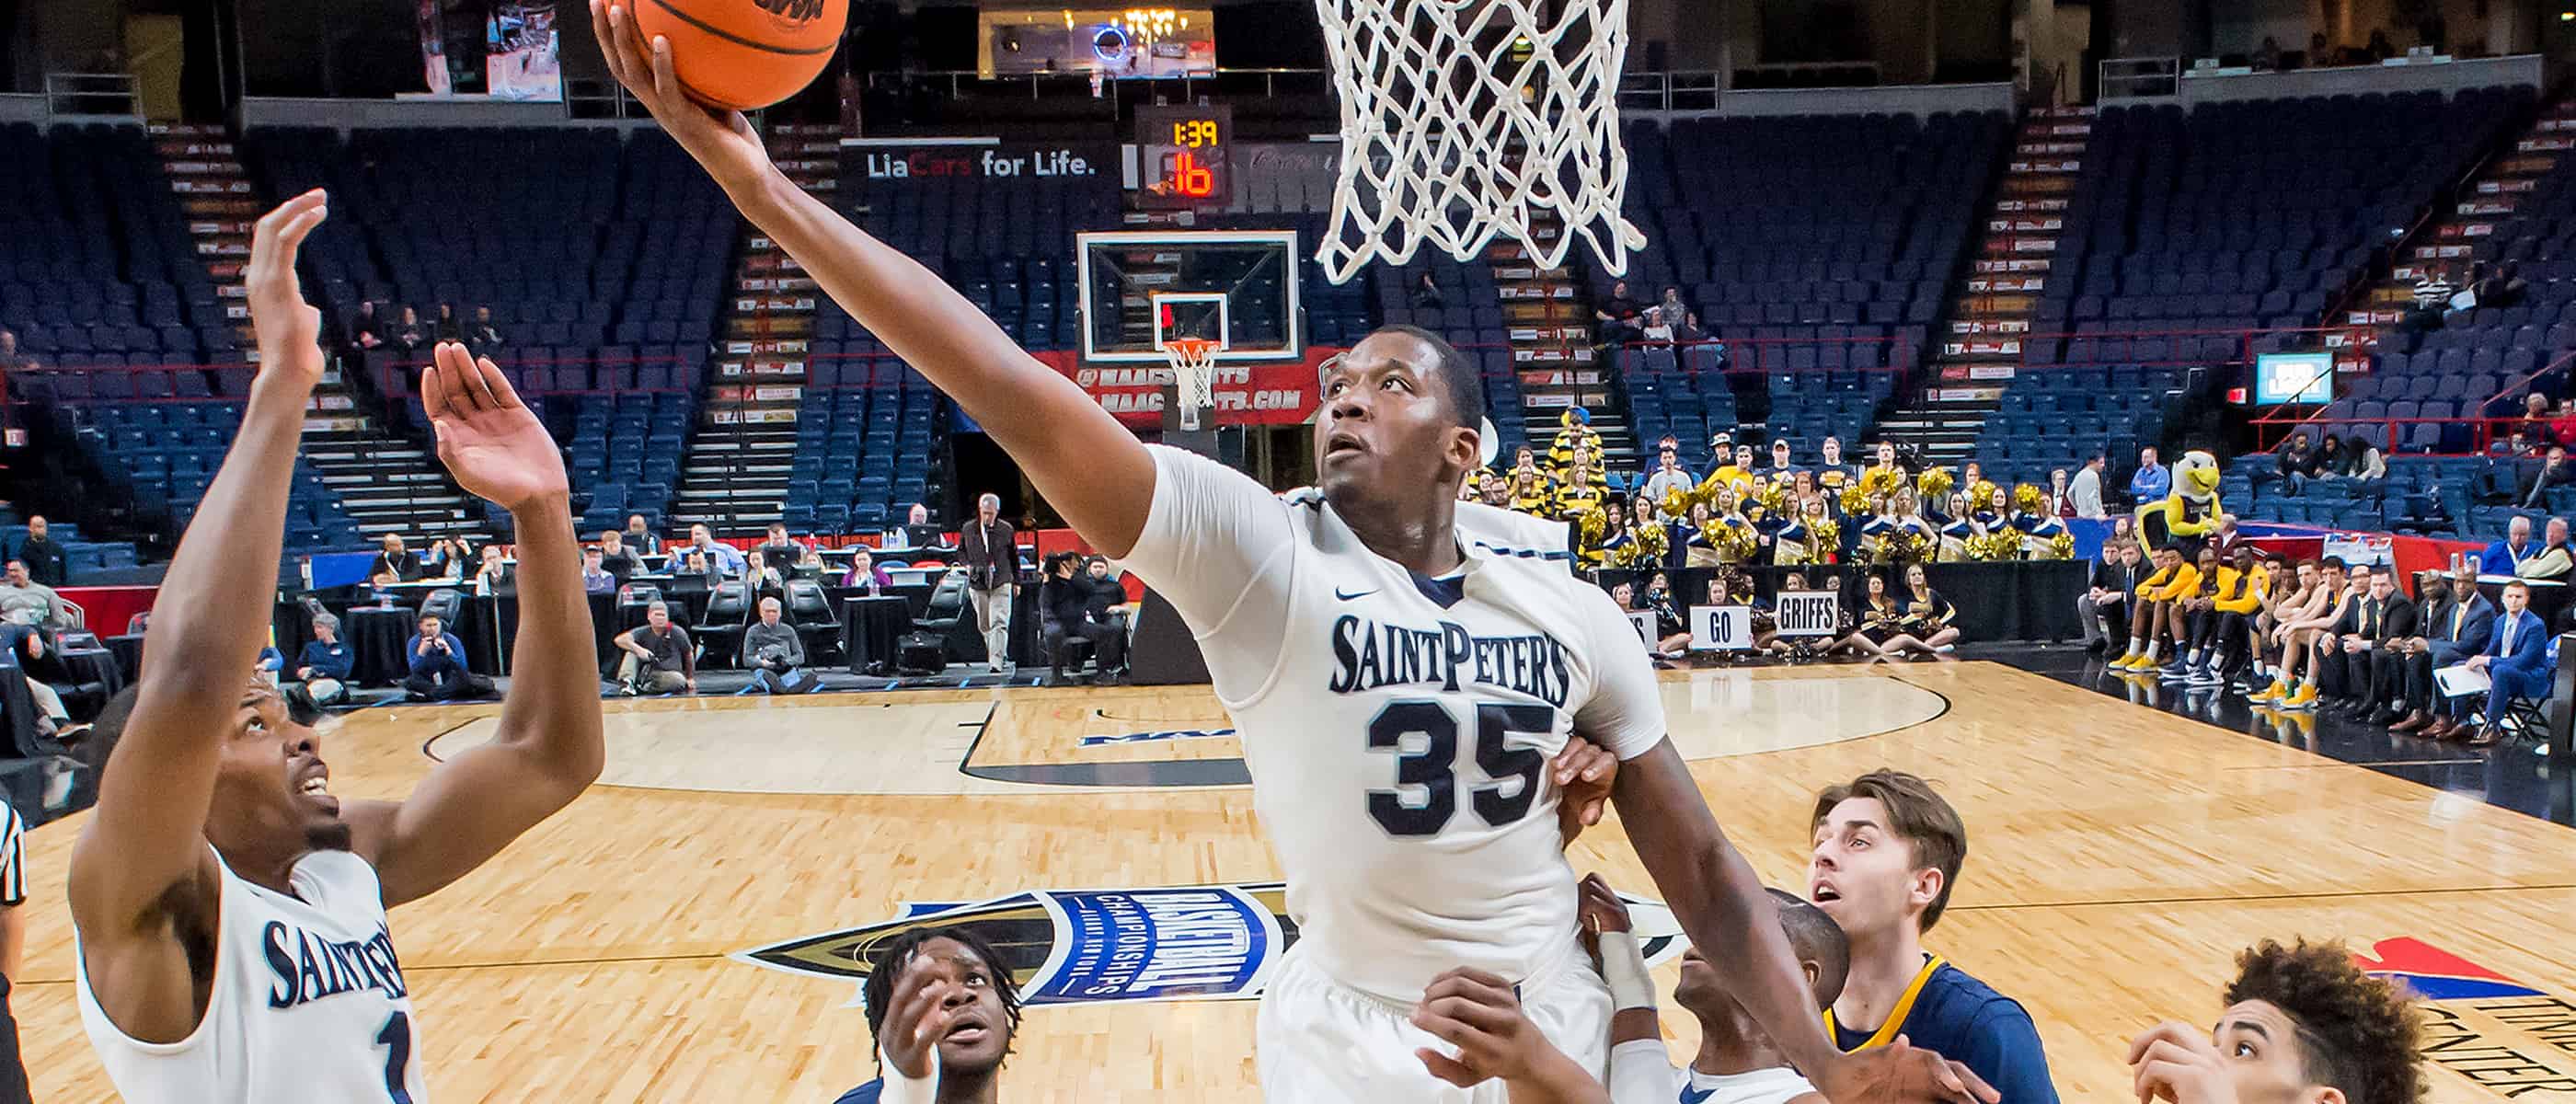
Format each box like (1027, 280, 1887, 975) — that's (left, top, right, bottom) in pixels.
(1132, 104, 1234, 209)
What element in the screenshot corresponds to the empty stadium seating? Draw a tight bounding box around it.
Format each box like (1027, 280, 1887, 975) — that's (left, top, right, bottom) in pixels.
(1606, 111, 2003, 462)
(0, 122, 243, 366)
(239, 126, 731, 420)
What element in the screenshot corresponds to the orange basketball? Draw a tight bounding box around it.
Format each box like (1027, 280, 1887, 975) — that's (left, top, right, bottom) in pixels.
(630, 0, 848, 111)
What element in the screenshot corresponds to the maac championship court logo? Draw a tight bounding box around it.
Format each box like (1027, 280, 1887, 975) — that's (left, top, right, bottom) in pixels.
(2356, 937, 2576, 1099)
(734, 882, 1688, 1008)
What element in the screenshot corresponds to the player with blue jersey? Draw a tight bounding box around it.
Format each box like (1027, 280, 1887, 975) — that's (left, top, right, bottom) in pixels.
(68, 192, 605, 1103)
(1807, 772, 2057, 1104)
(599, 8, 1995, 1100)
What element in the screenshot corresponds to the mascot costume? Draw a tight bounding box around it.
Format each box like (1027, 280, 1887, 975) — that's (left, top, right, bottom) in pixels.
(2137, 450, 2223, 556)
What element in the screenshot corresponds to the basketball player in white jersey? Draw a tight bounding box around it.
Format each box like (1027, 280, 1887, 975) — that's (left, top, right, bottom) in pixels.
(67, 190, 605, 1102)
(597, 10, 1990, 1102)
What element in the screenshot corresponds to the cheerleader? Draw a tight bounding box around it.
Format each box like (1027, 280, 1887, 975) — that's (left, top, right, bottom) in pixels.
(1705, 569, 1782, 654)
(1976, 484, 2012, 531)
(1682, 500, 1720, 568)
(1837, 570, 1910, 659)
(1892, 562, 1961, 656)
(1937, 493, 1978, 562)
(1627, 494, 1673, 569)
(1580, 497, 1627, 569)
(1641, 570, 1691, 658)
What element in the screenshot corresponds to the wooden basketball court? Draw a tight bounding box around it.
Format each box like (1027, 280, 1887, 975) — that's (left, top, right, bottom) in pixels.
(17, 661, 2576, 1102)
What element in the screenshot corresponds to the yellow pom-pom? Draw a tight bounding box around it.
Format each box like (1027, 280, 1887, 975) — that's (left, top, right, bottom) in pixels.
(1916, 466, 1954, 500)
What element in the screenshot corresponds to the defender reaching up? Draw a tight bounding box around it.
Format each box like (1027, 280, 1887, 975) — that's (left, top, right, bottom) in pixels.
(67, 191, 605, 1103)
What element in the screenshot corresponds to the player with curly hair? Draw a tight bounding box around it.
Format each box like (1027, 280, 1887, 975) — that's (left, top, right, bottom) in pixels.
(836, 926, 1028, 1104)
(2128, 939, 2425, 1104)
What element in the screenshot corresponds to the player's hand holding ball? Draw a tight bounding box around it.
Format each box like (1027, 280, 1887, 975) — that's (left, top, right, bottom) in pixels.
(2126, 1021, 2239, 1104)
(589, 1, 777, 191)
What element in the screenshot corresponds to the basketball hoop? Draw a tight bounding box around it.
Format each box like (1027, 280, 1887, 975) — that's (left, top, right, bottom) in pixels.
(1313, 0, 1646, 283)
(1165, 338, 1221, 432)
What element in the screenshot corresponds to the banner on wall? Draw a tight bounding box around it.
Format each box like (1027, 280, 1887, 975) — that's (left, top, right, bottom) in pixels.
(1020, 349, 1328, 428)
(842, 141, 1112, 182)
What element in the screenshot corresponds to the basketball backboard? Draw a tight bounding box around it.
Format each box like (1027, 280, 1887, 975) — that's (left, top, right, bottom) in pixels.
(1075, 230, 1303, 362)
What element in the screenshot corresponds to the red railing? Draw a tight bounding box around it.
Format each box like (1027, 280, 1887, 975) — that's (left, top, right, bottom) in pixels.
(2245, 349, 2576, 457)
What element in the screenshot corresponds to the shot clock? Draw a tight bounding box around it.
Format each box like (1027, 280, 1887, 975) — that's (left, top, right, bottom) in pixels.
(1133, 104, 1233, 208)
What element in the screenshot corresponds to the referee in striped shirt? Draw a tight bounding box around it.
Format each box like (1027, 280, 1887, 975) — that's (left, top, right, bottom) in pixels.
(0, 800, 27, 1104)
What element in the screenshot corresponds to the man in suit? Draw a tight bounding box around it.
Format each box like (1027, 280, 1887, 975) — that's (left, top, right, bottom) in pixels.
(2327, 566, 2415, 720)
(2399, 563, 2497, 736)
(2078, 538, 2146, 655)
(2205, 515, 2245, 557)
(2462, 580, 2551, 747)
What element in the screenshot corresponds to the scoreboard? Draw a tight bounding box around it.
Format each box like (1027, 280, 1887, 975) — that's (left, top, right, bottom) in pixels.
(1132, 104, 1233, 209)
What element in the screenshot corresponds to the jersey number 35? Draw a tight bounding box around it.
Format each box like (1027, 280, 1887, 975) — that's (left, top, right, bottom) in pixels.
(1365, 700, 1555, 836)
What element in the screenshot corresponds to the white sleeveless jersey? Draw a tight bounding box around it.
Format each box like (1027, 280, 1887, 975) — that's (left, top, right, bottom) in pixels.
(1607, 1041, 1818, 1104)
(1120, 446, 1666, 1004)
(76, 848, 429, 1103)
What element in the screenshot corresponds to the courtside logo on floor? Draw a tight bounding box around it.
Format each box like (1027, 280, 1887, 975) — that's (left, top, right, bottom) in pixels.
(734, 882, 1686, 1008)
(2356, 937, 2576, 1098)
(1077, 728, 1236, 747)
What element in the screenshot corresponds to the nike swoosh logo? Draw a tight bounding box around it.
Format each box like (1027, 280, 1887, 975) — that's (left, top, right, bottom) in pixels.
(1681, 1088, 1717, 1104)
(1335, 587, 1377, 601)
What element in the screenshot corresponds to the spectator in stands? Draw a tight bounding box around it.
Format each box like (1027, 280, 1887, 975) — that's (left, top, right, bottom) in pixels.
(417, 537, 461, 582)
(433, 303, 462, 342)
(292, 614, 353, 709)
(2518, 446, 2576, 508)
(2486, 261, 2529, 309)
(2253, 35, 2283, 70)
(1408, 270, 1444, 309)
(598, 529, 638, 581)
(960, 492, 1018, 675)
(2340, 432, 2386, 483)
(10, 624, 82, 740)
(2522, 517, 2576, 581)
(756, 522, 802, 567)
(402, 613, 491, 702)
(390, 305, 427, 352)
(2206, 515, 2245, 557)
(738, 596, 815, 695)
(2128, 446, 2169, 509)
(10, 516, 66, 588)
(1764, 439, 1799, 482)
(742, 548, 788, 610)
(2306, 30, 2331, 66)
(2397, 563, 2495, 736)
(793, 545, 829, 580)
(2482, 515, 2541, 577)
(1641, 441, 1694, 503)
(2515, 393, 2557, 446)
(2044, 469, 2075, 517)
(472, 545, 511, 592)
(581, 547, 615, 595)
(614, 601, 695, 696)
(0, 559, 62, 630)
(348, 302, 384, 354)
(901, 502, 944, 549)
(372, 534, 421, 581)
(1594, 281, 1643, 344)
(1638, 306, 1673, 342)
(684, 523, 745, 577)
(1478, 473, 1511, 509)
(464, 305, 505, 354)
(1813, 437, 1853, 490)
(1674, 311, 1708, 344)
(844, 545, 892, 593)
(2366, 27, 2397, 61)
(2070, 453, 2108, 519)
(2275, 431, 2317, 495)
(623, 513, 660, 556)
(2549, 399, 2576, 449)
(2462, 580, 2548, 746)
(0, 328, 33, 373)
(678, 549, 718, 587)
(2081, 538, 2146, 655)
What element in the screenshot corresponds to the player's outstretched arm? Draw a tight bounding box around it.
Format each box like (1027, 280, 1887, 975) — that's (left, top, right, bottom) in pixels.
(344, 343, 603, 907)
(69, 191, 329, 961)
(590, 1, 1156, 556)
(1608, 743, 1996, 1104)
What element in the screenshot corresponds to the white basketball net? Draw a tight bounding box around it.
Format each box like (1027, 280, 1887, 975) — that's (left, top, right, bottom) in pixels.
(1167, 339, 1220, 432)
(1314, 0, 1646, 283)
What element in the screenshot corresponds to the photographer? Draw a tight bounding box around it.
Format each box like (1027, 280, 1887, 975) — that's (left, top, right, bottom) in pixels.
(401, 613, 492, 702)
(737, 596, 816, 695)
